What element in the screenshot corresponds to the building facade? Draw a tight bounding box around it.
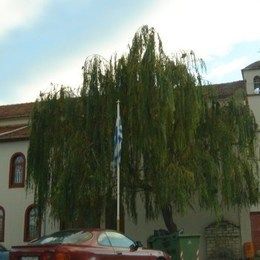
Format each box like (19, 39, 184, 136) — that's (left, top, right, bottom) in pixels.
(0, 103, 59, 249)
(0, 61, 259, 258)
(242, 61, 260, 252)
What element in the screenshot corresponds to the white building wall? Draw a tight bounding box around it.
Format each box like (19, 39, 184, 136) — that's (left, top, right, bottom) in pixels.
(240, 208, 252, 244)
(242, 69, 260, 95)
(242, 67, 260, 256)
(0, 140, 59, 249)
(0, 141, 33, 249)
(248, 97, 260, 129)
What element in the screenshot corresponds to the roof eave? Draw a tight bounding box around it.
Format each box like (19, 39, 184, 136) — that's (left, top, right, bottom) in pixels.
(0, 137, 29, 143)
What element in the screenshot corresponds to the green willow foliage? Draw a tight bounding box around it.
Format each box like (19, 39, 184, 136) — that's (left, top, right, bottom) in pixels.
(27, 26, 259, 228)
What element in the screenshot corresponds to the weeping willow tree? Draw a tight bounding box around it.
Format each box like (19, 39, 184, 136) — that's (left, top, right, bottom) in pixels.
(27, 26, 259, 231)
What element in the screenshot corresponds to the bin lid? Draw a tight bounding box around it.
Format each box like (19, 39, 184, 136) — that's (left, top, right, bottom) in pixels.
(178, 234, 201, 238)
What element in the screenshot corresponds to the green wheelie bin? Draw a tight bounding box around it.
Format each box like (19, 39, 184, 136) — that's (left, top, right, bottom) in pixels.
(178, 235, 200, 259)
(147, 231, 200, 259)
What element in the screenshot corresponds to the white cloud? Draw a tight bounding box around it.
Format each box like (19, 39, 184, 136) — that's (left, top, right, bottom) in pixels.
(15, 37, 132, 103)
(0, 0, 50, 39)
(142, 0, 260, 59)
(9, 3, 157, 104)
(15, 56, 85, 103)
(6, 0, 260, 104)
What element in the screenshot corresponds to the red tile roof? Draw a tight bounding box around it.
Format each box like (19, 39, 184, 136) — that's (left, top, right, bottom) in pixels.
(206, 80, 246, 99)
(0, 81, 245, 141)
(0, 80, 245, 120)
(0, 124, 29, 142)
(0, 102, 34, 119)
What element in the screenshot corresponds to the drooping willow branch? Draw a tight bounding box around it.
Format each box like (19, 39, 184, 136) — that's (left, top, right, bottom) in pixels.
(27, 25, 259, 228)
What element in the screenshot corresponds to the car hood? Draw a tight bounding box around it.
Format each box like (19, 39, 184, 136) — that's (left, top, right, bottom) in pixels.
(138, 247, 170, 259)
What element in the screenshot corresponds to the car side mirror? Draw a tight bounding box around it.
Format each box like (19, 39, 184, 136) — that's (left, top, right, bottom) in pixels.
(130, 241, 143, 251)
(130, 243, 137, 251)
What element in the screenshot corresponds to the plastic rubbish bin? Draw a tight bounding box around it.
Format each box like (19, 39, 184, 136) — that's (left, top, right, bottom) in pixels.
(148, 233, 178, 259)
(147, 230, 200, 260)
(178, 235, 200, 259)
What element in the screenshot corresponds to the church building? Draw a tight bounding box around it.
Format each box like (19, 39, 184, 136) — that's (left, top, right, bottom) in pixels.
(0, 61, 259, 259)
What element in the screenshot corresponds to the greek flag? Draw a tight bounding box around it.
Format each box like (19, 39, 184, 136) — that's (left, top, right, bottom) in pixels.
(113, 101, 123, 168)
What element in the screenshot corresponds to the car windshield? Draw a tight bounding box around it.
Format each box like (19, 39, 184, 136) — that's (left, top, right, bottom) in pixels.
(30, 230, 93, 245)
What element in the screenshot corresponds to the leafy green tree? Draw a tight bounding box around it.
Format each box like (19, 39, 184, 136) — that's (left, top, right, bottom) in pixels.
(27, 26, 259, 231)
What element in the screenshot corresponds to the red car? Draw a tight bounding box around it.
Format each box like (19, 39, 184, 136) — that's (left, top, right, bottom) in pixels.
(10, 229, 171, 260)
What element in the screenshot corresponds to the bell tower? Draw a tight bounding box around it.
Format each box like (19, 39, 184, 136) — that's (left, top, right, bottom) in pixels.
(241, 61, 260, 128)
(242, 61, 260, 95)
(242, 60, 260, 211)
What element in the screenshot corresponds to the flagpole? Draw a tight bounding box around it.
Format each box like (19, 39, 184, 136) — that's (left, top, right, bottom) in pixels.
(116, 100, 120, 232)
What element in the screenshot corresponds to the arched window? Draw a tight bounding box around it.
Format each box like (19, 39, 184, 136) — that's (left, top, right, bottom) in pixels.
(0, 206, 5, 242)
(24, 205, 41, 242)
(253, 76, 260, 91)
(9, 153, 25, 188)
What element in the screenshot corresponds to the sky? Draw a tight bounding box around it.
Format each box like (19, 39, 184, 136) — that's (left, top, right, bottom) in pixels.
(0, 0, 260, 105)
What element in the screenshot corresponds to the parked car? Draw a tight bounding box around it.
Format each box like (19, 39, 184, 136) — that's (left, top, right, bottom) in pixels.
(0, 245, 9, 260)
(0, 245, 7, 251)
(10, 229, 171, 259)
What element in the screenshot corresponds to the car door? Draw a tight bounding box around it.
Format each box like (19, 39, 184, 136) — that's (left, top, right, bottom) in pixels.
(105, 231, 152, 259)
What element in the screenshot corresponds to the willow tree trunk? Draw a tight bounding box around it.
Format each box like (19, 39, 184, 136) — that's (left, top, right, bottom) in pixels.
(161, 204, 178, 233)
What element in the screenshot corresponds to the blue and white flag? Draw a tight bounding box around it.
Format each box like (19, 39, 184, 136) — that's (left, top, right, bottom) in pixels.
(113, 101, 123, 168)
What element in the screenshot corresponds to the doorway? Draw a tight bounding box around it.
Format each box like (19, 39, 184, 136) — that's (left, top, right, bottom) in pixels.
(250, 212, 260, 251)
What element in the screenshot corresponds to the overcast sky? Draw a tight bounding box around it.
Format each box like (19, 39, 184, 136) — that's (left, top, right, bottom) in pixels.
(0, 0, 260, 104)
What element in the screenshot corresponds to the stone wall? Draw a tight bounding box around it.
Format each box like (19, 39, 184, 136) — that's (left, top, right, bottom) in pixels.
(205, 220, 241, 259)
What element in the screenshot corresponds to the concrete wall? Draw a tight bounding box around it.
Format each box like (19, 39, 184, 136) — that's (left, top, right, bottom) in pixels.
(240, 208, 252, 244)
(248, 97, 260, 128)
(124, 195, 243, 259)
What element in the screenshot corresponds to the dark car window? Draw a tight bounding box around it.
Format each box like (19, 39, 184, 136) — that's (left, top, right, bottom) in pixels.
(30, 230, 92, 245)
(106, 231, 134, 248)
(98, 233, 111, 246)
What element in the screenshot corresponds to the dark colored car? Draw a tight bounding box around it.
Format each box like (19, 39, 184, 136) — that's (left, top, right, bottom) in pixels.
(10, 229, 171, 259)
